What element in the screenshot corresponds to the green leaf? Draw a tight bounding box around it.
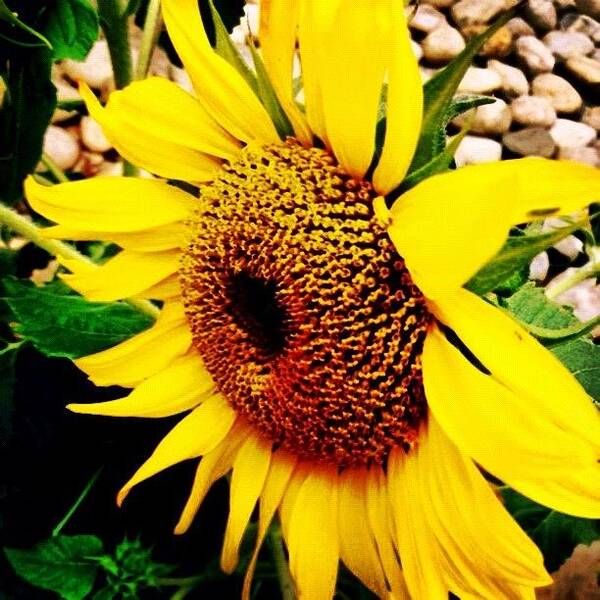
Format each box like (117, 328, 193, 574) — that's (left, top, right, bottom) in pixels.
(504, 284, 600, 344)
(466, 220, 586, 295)
(2, 278, 153, 359)
(4, 535, 104, 600)
(502, 489, 599, 571)
(410, 8, 516, 171)
(0, 45, 57, 204)
(44, 0, 99, 61)
(553, 338, 600, 403)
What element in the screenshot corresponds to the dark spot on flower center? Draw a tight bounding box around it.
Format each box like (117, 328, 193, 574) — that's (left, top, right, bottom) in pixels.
(179, 140, 432, 467)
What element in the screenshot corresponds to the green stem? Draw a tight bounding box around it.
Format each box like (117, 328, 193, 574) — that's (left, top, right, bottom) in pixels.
(268, 524, 296, 600)
(135, 0, 162, 81)
(97, 0, 133, 90)
(41, 153, 69, 183)
(0, 202, 159, 319)
(52, 468, 102, 537)
(546, 257, 600, 300)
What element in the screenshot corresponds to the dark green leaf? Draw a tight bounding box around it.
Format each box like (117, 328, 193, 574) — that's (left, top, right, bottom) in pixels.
(2, 277, 153, 359)
(4, 535, 104, 600)
(0, 46, 57, 204)
(0, 342, 20, 443)
(466, 220, 586, 295)
(0, 0, 52, 48)
(410, 8, 517, 171)
(502, 489, 599, 571)
(44, 0, 99, 61)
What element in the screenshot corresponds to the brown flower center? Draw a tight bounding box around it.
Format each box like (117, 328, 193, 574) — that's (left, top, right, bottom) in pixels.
(180, 140, 432, 467)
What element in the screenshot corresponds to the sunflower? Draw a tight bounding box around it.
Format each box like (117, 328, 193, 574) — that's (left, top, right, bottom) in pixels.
(24, 0, 600, 598)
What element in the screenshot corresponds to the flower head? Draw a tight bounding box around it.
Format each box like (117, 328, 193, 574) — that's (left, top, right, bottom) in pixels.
(25, 1, 600, 598)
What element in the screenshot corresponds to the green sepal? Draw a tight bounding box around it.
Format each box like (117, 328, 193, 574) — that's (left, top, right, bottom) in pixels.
(466, 219, 587, 296)
(247, 40, 294, 139)
(207, 0, 258, 94)
(1, 277, 153, 359)
(4, 535, 104, 600)
(409, 7, 517, 172)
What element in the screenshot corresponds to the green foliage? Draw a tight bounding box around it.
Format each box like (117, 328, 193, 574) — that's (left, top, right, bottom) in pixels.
(466, 220, 587, 295)
(96, 538, 173, 599)
(409, 9, 516, 173)
(502, 489, 600, 572)
(1, 278, 153, 359)
(4, 535, 104, 600)
(0, 341, 20, 443)
(44, 0, 99, 61)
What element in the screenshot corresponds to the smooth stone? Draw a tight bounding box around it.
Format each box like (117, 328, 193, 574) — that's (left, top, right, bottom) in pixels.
(409, 4, 447, 32)
(51, 79, 81, 123)
(462, 24, 513, 57)
(576, 0, 600, 18)
(506, 17, 536, 37)
(529, 251, 550, 281)
(503, 127, 556, 157)
(565, 55, 600, 83)
(558, 145, 600, 165)
(80, 116, 112, 153)
(543, 218, 585, 259)
(423, 0, 455, 7)
(457, 66, 502, 93)
(488, 60, 530, 96)
(422, 25, 466, 62)
(515, 35, 556, 73)
(454, 135, 503, 166)
(524, 0, 557, 31)
(561, 13, 600, 43)
(582, 106, 600, 130)
(531, 73, 582, 112)
(510, 95, 557, 127)
(454, 99, 512, 134)
(550, 118, 597, 147)
(451, 0, 506, 26)
(43, 126, 80, 170)
(63, 40, 113, 89)
(543, 31, 594, 60)
(411, 39, 423, 62)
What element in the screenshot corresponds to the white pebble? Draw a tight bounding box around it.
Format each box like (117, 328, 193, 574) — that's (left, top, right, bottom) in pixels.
(454, 135, 503, 166)
(43, 126, 80, 171)
(80, 116, 113, 153)
(550, 119, 597, 148)
(458, 66, 502, 93)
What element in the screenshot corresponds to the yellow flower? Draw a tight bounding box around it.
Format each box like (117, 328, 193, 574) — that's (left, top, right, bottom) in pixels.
(25, 1, 600, 598)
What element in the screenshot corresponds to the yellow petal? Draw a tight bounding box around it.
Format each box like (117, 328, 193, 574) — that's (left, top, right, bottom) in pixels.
(372, 5, 423, 195)
(242, 450, 297, 600)
(175, 420, 250, 534)
(287, 465, 339, 600)
(389, 158, 600, 298)
(300, 1, 391, 178)
(338, 468, 387, 598)
(419, 417, 550, 597)
(25, 175, 196, 232)
(221, 434, 272, 573)
(433, 288, 600, 453)
(423, 325, 592, 476)
(365, 467, 409, 599)
(387, 447, 447, 599)
(133, 273, 182, 301)
(259, 0, 311, 144)
(69, 353, 212, 418)
(60, 250, 180, 302)
(81, 83, 222, 182)
(42, 222, 188, 252)
(75, 302, 192, 387)
(117, 393, 236, 506)
(161, 0, 278, 145)
(108, 77, 239, 158)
